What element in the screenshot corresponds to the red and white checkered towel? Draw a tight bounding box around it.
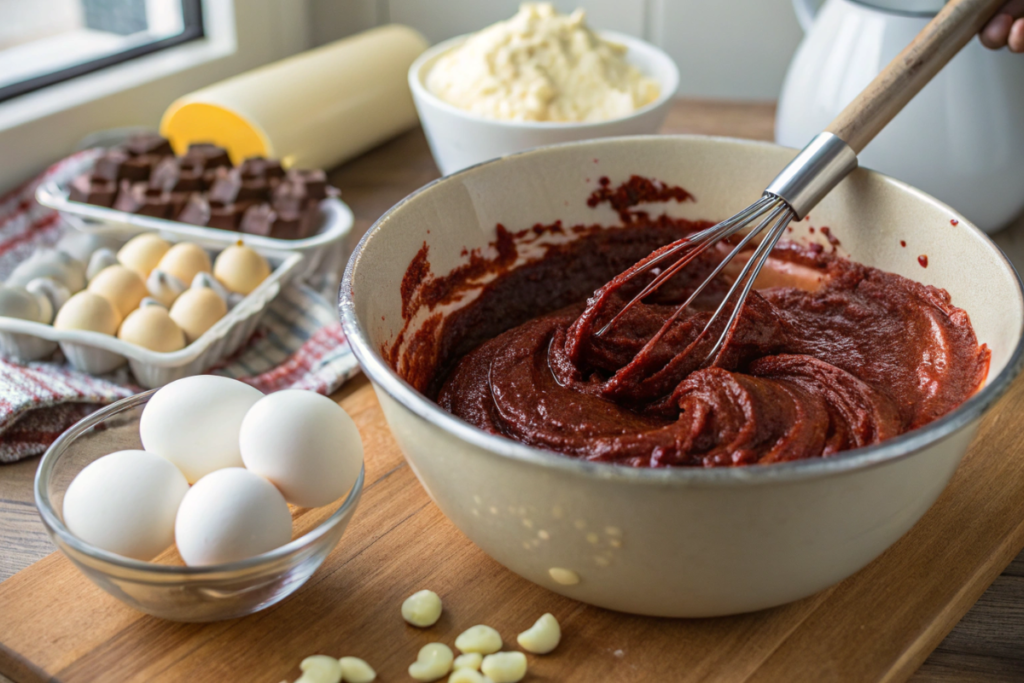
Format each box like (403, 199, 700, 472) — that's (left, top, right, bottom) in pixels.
(0, 154, 360, 463)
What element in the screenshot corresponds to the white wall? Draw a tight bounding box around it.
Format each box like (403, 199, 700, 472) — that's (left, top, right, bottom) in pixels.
(308, 0, 806, 100)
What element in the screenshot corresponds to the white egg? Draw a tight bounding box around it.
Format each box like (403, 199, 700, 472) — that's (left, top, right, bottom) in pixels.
(7, 249, 86, 293)
(63, 450, 189, 560)
(240, 390, 363, 508)
(174, 467, 292, 566)
(140, 375, 264, 483)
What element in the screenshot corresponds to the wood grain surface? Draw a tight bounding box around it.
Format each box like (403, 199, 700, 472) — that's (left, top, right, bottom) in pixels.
(2, 99, 1024, 682)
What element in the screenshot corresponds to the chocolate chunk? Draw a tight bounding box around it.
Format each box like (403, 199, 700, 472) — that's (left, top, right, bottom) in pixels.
(208, 167, 241, 206)
(148, 157, 205, 194)
(183, 143, 232, 170)
(286, 168, 328, 200)
(240, 203, 276, 237)
(240, 156, 284, 180)
(125, 133, 173, 157)
(177, 194, 211, 226)
(94, 150, 157, 183)
(149, 157, 180, 193)
(239, 176, 271, 203)
(239, 202, 318, 240)
(208, 203, 244, 230)
(68, 174, 117, 207)
(271, 179, 307, 215)
(113, 181, 172, 218)
(177, 160, 206, 192)
(168, 191, 192, 217)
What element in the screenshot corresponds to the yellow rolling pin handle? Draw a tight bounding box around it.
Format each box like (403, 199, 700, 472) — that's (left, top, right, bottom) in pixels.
(160, 24, 429, 169)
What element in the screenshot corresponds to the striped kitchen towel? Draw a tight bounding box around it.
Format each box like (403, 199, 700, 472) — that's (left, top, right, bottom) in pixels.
(0, 153, 360, 463)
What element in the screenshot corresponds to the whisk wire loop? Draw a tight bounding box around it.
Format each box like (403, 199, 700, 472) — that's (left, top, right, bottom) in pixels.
(595, 195, 794, 363)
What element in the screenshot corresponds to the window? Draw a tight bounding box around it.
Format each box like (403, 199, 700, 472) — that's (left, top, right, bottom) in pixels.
(0, 0, 204, 103)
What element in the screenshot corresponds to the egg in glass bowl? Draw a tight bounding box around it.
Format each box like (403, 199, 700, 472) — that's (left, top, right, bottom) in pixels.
(34, 387, 364, 622)
(408, 3, 680, 175)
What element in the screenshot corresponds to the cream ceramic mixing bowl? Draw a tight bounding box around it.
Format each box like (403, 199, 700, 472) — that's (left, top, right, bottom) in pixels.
(409, 31, 679, 175)
(339, 136, 1024, 617)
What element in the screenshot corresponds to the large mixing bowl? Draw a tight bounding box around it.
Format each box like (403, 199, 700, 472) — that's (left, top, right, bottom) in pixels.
(340, 136, 1024, 617)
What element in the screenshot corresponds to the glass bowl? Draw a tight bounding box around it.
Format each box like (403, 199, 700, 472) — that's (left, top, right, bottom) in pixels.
(34, 389, 364, 622)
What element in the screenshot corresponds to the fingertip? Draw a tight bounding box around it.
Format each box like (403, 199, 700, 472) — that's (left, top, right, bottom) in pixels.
(981, 13, 1013, 49)
(1010, 18, 1024, 52)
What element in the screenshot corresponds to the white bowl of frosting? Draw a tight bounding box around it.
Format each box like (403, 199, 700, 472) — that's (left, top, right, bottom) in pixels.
(408, 3, 679, 175)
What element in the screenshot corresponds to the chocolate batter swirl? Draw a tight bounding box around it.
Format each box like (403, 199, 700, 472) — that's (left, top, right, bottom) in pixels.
(394, 179, 989, 467)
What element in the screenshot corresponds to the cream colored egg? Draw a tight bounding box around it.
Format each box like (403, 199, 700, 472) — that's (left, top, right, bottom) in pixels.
(117, 306, 186, 352)
(157, 243, 211, 286)
(169, 287, 227, 342)
(213, 242, 270, 295)
(117, 234, 170, 277)
(53, 291, 120, 333)
(88, 265, 148, 318)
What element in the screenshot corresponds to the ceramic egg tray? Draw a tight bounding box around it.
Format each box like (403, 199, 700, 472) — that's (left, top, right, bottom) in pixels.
(0, 244, 303, 388)
(35, 176, 353, 290)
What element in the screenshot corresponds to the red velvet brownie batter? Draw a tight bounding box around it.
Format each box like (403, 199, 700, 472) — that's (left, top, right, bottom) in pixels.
(396, 178, 989, 467)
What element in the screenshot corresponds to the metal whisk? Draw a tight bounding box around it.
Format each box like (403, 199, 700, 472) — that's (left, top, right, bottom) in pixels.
(596, 0, 1004, 363)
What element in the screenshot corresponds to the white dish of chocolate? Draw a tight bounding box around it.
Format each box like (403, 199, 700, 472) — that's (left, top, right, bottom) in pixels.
(35, 135, 354, 256)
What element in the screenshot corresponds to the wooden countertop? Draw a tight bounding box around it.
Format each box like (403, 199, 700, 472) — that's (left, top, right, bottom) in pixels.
(2, 99, 1024, 682)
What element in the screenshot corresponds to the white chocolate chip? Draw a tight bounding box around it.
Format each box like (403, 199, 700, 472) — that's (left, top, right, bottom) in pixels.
(448, 669, 489, 683)
(481, 652, 527, 683)
(402, 589, 443, 627)
(455, 625, 503, 654)
(517, 613, 561, 654)
(548, 567, 580, 585)
(339, 657, 376, 683)
(409, 643, 454, 682)
(454, 653, 483, 670)
(296, 655, 342, 683)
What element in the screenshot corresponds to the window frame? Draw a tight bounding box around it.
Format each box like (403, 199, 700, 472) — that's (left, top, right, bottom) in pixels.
(0, 0, 206, 104)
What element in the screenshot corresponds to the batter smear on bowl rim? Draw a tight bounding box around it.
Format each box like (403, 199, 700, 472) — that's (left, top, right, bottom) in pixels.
(387, 176, 989, 468)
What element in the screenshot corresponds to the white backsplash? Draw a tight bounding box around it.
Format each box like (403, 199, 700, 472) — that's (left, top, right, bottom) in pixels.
(308, 0, 804, 100)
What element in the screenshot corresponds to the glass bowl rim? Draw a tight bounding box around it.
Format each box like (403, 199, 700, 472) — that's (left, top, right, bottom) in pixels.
(34, 388, 365, 577)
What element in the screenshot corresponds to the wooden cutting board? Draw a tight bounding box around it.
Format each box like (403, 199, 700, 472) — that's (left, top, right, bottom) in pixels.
(4, 369, 1024, 683)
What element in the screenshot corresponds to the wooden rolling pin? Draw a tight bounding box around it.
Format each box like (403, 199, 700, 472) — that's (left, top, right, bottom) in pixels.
(160, 25, 429, 170)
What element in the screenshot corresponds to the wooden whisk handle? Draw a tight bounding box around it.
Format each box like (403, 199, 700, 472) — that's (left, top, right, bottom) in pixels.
(825, 0, 1006, 154)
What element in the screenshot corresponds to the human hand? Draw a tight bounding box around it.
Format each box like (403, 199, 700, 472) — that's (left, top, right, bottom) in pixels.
(980, 0, 1024, 52)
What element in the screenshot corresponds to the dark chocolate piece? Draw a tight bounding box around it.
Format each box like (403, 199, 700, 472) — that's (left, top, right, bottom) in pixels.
(183, 143, 232, 170)
(240, 203, 276, 237)
(94, 150, 156, 183)
(271, 179, 307, 215)
(125, 133, 173, 157)
(286, 168, 328, 200)
(208, 203, 244, 230)
(149, 157, 180, 193)
(208, 167, 241, 206)
(68, 174, 117, 207)
(113, 181, 172, 218)
(177, 195, 211, 226)
(240, 156, 285, 180)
